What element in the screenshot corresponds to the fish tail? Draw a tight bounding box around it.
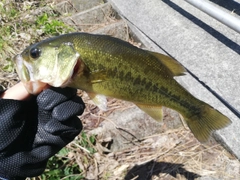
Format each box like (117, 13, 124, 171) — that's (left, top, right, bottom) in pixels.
(184, 103, 231, 142)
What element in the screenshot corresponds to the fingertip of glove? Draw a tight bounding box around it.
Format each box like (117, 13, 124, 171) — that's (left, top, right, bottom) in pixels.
(37, 87, 78, 110)
(72, 95, 85, 110)
(52, 99, 85, 121)
(44, 116, 83, 138)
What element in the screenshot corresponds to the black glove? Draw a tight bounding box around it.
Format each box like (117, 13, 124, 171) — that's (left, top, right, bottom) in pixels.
(0, 87, 85, 179)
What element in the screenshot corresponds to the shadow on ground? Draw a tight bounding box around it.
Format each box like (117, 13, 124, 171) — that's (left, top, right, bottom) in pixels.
(124, 161, 200, 180)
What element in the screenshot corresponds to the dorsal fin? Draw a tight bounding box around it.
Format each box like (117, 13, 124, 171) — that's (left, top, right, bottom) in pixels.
(148, 51, 186, 76)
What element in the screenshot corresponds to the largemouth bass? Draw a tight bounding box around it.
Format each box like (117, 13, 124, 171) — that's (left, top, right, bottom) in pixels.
(14, 32, 231, 142)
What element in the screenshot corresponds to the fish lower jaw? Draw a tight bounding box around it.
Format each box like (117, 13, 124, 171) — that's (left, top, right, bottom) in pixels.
(23, 80, 49, 95)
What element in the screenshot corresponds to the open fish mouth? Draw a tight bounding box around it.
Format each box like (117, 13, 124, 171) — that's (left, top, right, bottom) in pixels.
(13, 54, 49, 94)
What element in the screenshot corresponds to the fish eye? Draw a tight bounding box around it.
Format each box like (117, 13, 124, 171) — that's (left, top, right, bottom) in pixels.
(30, 48, 41, 59)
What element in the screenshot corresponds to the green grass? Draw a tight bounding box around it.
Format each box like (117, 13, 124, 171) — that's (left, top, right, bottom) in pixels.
(36, 13, 75, 35)
(40, 148, 83, 180)
(79, 131, 97, 154)
(39, 132, 97, 180)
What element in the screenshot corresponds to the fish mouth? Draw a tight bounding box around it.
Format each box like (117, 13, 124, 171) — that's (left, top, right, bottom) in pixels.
(14, 54, 28, 82)
(14, 54, 49, 94)
(13, 53, 82, 93)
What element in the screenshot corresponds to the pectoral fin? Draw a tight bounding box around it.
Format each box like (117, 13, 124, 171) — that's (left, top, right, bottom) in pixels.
(88, 93, 107, 111)
(148, 51, 186, 76)
(90, 70, 108, 84)
(136, 104, 163, 122)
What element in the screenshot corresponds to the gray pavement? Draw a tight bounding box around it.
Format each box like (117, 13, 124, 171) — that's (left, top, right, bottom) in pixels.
(109, 0, 240, 159)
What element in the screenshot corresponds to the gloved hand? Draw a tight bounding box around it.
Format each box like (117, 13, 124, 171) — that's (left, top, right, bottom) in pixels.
(0, 87, 85, 179)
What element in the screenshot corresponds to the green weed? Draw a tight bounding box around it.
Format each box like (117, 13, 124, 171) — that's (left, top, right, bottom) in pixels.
(36, 13, 74, 35)
(38, 132, 97, 179)
(40, 148, 83, 180)
(79, 132, 97, 154)
(2, 58, 15, 72)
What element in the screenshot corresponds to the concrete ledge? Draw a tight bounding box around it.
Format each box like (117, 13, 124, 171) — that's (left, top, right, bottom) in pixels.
(64, 3, 113, 31)
(92, 20, 129, 40)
